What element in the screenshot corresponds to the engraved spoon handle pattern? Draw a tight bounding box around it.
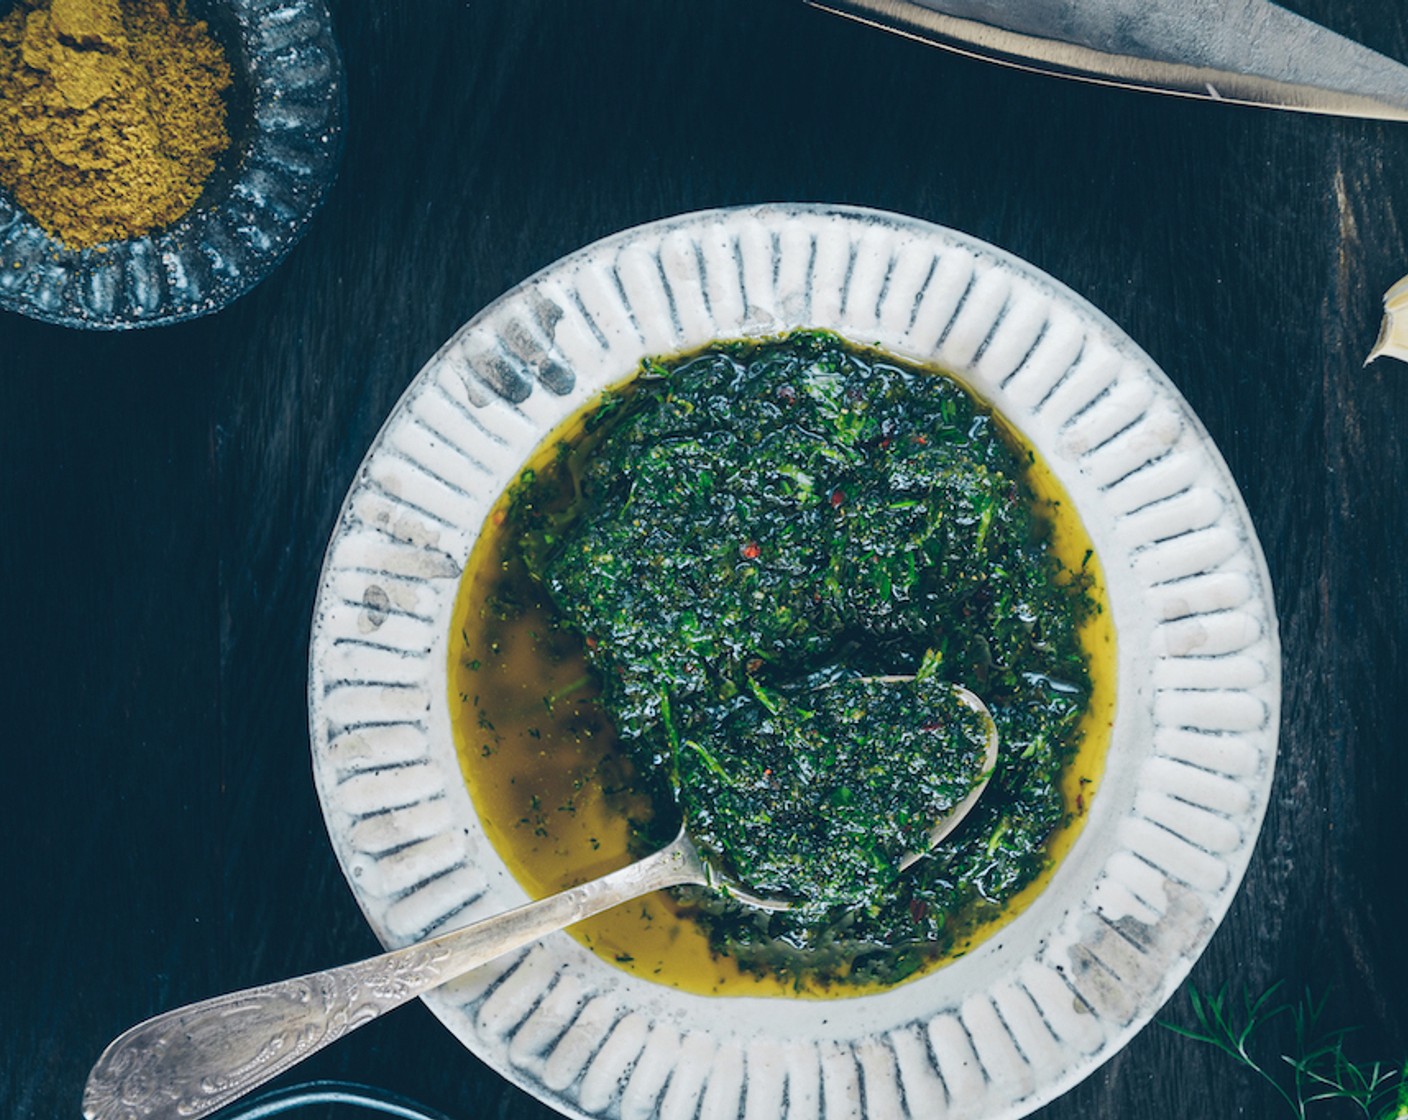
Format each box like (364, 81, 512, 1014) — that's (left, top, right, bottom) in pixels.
(85, 684, 998, 1120)
(82, 834, 709, 1120)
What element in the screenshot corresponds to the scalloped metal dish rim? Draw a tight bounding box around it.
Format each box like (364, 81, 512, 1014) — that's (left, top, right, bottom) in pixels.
(0, 0, 346, 330)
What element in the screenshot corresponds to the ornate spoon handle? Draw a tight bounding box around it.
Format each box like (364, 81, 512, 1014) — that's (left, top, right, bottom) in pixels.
(83, 834, 708, 1120)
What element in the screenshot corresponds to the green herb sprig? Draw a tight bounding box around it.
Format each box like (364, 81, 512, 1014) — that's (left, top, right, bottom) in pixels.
(1163, 983, 1408, 1118)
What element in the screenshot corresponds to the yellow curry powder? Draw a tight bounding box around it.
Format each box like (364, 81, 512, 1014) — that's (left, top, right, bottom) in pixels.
(0, 0, 232, 249)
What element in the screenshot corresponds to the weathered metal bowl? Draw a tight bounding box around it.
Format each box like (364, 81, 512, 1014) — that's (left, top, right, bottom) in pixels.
(0, 0, 343, 330)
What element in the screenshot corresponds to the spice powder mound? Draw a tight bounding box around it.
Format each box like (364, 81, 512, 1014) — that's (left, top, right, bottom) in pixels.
(0, 0, 233, 250)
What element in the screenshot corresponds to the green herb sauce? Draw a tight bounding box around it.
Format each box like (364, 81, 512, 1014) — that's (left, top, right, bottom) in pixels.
(452, 331, 1110, 993)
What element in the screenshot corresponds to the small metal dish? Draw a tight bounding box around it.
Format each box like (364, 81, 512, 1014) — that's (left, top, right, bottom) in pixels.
(0, 0, 344, 330)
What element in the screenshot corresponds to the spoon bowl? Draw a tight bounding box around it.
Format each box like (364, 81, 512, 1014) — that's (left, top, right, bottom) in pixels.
(83, 684, 997, 1120)
(899, 682, 1000, 869)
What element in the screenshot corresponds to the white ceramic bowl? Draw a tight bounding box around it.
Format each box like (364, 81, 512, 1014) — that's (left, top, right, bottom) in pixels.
(308, 204, 1279, 1120)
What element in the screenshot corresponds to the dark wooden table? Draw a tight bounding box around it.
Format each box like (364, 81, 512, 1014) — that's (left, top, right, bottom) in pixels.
(5, 2, 1407, 1118)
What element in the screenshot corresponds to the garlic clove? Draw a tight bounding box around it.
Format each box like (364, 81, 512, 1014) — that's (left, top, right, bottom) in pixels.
(1365, 274, 1408, 365)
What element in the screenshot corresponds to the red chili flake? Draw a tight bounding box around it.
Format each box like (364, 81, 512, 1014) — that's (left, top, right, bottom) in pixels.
(585, 635, 598, 650)
(879, 437, 892, 450)
(745, 657, 764, 674)
(914, 434, 929, 446)
(1076, 792, 1086, 813)
(491, 508, 508, 527)
(909, 899, 929, 922)
(741, 540, 761, 560)
(763, 768, 773, 779)
(920, 720, 945, 732)
(829, 488, 845, 508)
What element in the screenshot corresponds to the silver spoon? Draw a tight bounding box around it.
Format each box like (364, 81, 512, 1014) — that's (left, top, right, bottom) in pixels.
(82, 684, 997, 1120)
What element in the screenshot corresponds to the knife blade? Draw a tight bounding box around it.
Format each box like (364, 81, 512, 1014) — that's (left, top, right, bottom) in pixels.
(807, 0, 1408, 122)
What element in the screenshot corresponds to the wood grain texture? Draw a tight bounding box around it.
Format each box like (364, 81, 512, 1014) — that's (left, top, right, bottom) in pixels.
(1, 2, 1405, 1118)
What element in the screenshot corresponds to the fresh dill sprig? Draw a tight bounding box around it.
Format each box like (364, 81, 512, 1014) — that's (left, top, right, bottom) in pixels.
(1163, 983, 1408, 1119)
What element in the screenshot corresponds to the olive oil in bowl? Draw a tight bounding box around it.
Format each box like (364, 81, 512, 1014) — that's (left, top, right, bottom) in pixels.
(449, 333, 1116, 998)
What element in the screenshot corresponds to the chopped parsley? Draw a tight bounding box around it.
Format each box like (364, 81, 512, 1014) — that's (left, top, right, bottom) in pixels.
(504, 331, 1095, 987)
